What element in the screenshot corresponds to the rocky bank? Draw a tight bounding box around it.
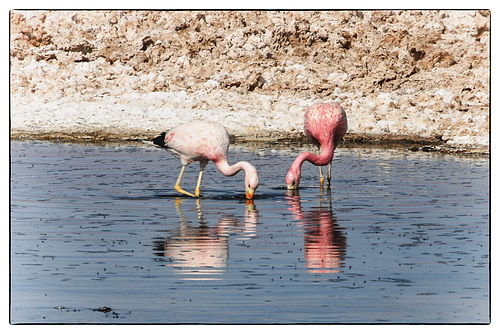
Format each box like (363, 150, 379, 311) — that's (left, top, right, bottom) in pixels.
(9, 10, 490, 152)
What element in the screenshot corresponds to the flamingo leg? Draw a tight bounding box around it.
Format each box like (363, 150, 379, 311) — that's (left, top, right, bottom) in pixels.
(319, 166, 324, 188)
(194, 161, 208, 197)
(174, 165, 196, 197)
(318, 148, 324, 188)
(327, 161, 332, 187)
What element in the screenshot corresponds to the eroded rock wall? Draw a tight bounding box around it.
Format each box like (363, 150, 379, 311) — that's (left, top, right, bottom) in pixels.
(10, 10, 490, 147)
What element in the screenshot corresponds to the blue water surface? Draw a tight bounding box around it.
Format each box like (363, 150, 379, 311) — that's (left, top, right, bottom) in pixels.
(10, 140, 489, 323)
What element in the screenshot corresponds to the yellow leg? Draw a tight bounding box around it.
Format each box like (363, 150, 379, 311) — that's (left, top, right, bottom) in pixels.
(194, 165, 205, 197)
(174, 165, 196, 197)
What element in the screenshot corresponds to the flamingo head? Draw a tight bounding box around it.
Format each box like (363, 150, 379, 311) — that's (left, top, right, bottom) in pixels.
(245, 166, 259, 199)
(286, 167, 301, 190)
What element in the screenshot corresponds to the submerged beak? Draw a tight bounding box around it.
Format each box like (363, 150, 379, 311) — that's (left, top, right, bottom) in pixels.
(246, 188, 255, 199)
(286, 178, 297, 190)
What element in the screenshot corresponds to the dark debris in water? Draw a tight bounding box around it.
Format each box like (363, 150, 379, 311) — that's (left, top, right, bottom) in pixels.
(54, 306, 81, 313)
(55, 306, 129, 319)
(408, 144, 489, 155)
(93, 306, 112, 313)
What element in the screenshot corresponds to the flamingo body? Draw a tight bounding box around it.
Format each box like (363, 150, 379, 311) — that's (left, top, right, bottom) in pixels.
(304, 103, 348, 150)
(286, 103, 347, 189)
(154, 121, 229, 165)
(153, 121, 259, 199)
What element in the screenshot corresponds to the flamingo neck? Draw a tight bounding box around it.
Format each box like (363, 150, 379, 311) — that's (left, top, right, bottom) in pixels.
(215, 159, 253, 177)
(291, 144, 335, 170)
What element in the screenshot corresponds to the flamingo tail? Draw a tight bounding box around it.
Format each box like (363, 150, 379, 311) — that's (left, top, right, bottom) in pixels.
(152, 132, 167, 147)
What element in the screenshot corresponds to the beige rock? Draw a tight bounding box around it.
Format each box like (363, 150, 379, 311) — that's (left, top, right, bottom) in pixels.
(10, 10, 489, 148)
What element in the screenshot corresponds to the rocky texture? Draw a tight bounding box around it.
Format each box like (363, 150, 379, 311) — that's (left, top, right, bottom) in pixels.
(10, 10, 490, 150)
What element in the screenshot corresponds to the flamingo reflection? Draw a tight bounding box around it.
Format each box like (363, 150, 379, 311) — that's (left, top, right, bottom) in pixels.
(286, 189, 346, 273)
(153, 198, 259, 280)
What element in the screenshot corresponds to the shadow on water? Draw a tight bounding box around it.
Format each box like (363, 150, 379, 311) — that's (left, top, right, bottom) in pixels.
(138, 189, 286, 201)
(114, 192, 284, 202)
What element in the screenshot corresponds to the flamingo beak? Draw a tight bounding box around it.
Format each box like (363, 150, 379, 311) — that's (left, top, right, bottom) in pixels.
(246, 188, 255, 199)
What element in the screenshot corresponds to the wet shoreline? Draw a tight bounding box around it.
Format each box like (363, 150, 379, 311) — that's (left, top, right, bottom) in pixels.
(10, 130, 490, 156)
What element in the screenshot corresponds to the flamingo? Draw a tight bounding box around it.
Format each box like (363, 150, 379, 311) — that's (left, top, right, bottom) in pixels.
(152, 120, 259, 199)
(286, 102, 347, 190)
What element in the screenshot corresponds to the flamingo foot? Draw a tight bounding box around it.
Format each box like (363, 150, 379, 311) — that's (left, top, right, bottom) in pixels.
(174, 184, 196, 197)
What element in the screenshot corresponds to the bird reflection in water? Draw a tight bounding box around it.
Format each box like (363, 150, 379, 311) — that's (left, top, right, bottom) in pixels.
(286, 189, 346, 273)
(153, 198, 259, 280)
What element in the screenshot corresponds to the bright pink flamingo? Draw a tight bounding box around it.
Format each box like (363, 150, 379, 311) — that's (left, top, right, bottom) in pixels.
(286, 102, 347, 190)
(153, 121, 259, 199)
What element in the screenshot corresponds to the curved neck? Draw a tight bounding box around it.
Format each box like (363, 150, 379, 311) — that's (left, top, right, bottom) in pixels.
(292, 144, 335, 170)
(215, 159, 254, 177)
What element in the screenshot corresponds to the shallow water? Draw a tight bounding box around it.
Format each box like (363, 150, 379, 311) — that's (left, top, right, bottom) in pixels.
(10, 140, 489, 324)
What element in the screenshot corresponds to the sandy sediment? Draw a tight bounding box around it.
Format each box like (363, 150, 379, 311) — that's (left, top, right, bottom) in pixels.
(10, 10, 490, 154)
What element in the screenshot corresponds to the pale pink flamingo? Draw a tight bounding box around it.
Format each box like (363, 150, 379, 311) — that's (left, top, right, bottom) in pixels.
(153, 121, 259, 199)
(286, 102, 347, 190)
